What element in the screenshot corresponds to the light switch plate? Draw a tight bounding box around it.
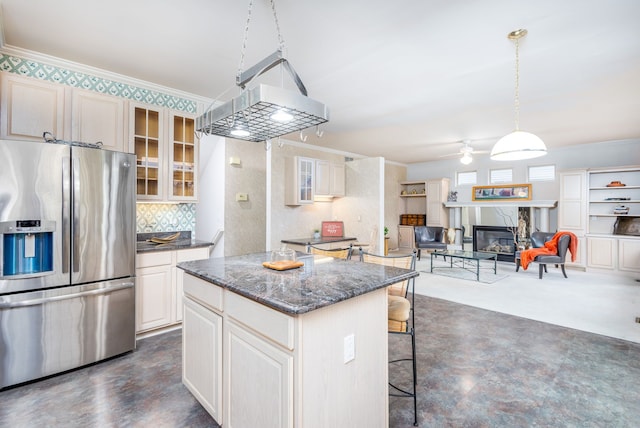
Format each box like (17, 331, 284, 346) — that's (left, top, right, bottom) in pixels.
(235, 193, 248, 202)
(344, 334, 355, 363)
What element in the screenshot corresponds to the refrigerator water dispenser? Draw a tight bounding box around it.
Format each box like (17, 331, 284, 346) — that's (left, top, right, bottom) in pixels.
(1, 220, 55, 278)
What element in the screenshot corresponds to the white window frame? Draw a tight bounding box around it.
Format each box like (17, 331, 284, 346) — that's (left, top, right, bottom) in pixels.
(490, 168, 513, 184)
(457, 170, 477, 186)
(528, 164, 556, 181)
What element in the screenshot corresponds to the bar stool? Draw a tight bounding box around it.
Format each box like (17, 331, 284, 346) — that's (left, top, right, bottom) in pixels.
(359, 249, 418, 426)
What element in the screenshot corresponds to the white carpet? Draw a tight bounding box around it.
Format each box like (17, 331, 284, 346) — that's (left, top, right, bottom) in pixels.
(413, 258, 640, 344)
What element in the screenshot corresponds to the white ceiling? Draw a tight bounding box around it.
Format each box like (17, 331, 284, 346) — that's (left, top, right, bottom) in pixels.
(1, 0, 639, 164)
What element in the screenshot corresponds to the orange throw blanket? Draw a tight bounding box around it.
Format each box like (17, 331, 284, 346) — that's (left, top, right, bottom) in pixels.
(519, 231, 578, 270)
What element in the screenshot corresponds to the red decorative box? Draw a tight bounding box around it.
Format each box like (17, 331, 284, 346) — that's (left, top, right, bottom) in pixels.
(321, 221, 344, 237)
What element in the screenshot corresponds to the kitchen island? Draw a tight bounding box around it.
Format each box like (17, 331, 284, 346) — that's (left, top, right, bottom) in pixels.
(178, 252, 418, 428)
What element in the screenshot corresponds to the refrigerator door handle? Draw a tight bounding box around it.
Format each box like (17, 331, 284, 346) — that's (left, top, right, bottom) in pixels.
(72, 156, 80, 273)
(0, 281, 134, 309)
(62, 156, 71, 274)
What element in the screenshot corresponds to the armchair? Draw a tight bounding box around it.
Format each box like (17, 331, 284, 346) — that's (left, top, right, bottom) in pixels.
(515, 231, 555, 272)
(414, 226, 447, 260)
(517, 232, 576, 279)
(530, 231, 555, 248)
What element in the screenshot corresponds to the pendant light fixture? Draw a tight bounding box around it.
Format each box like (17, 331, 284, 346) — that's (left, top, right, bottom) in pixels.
(490, 29, 547, 161)
(196, 0, 329, 142)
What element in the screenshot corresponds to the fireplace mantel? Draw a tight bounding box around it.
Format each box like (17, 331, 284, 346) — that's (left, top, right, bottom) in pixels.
(444, 200, 558, 246)
(444, 200, 557, 208)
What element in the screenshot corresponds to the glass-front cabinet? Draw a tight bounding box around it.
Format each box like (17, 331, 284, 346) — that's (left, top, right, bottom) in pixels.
(134, 106, 163, 200)
(169, 113, 197, 200)
(130, 102, 198, 202)
(285, 156, 315, 205)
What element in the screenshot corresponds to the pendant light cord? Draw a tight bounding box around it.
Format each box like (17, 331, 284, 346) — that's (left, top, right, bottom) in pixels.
(237, 0, 286, 81)
(514, 37, 520, 131)
(237, 0, 254, 80)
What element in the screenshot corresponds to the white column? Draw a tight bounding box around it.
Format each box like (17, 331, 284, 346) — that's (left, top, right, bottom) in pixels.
(539, 207, 550, 232)
(447, 206, 463, 247)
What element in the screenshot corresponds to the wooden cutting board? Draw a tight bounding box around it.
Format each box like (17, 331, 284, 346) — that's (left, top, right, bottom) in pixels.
(262, 260, 304, 271)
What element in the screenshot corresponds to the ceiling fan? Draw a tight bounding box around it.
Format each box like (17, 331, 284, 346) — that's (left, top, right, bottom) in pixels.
(438, 139, 490, 164)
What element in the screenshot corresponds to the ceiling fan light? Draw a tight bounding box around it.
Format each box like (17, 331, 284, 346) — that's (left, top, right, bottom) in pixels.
(490, 131, 547, 161)
(460, 152, 473, 164)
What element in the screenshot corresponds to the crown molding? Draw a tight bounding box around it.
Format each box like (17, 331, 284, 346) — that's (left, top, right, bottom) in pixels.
(0, 44, 214, 108)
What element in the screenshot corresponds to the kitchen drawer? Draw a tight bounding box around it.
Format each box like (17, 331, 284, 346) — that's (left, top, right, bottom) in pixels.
(225, 291, 294, 350)
(177, 247, 209, 262)
(136, 251, 172, 268)
(183, 273, 223, 312)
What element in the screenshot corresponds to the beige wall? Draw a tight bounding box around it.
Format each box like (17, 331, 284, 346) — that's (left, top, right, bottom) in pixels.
(221, 139, 405, 257)
(270, 144, 344, 250)
(270, 143, 397, 256)
(333, 157, 385, 254)
(224, 139, 267, 256)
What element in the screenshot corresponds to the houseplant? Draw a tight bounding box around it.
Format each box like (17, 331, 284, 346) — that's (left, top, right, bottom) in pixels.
(384, 226, 389, 255)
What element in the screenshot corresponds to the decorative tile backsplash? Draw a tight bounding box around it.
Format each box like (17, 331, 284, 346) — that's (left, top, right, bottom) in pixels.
(0, 53, 197, 113)
(136, 203, 196, 234)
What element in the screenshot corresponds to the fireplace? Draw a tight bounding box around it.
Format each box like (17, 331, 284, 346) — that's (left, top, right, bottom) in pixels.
(473, 225, 515, 262)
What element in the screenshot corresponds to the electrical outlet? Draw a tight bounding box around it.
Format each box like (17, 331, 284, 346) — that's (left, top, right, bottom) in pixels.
(235, 193, 248, 202)
(344, 334, 355, 363)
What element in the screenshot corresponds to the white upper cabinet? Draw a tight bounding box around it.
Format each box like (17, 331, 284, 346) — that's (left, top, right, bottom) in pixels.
(285, 156, 315, 205)
(426, 178, 450, 227)
(130, 102, 165, 201)
(329, 162, 346, 197)
(168, 112, 198, 201)
(71, 88, 126, 152)
(1, 73, 66, 141)
(1, 74, 127, 152)
(129, 102, 199, 202)
(314, 160, 345, 198)
(558, 170, 587, 234)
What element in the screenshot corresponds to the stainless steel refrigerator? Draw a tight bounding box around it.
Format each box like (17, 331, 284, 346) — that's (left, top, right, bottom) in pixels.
(0, 139, 136, 389)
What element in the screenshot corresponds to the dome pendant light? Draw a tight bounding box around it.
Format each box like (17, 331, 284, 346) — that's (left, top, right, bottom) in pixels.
(491, 29, 547, 161)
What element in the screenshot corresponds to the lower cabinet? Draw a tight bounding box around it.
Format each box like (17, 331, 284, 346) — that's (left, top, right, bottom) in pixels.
(182, 272, 388, 428)
(565, 234, 586, 270)
(135, 247, 209, 335)
(586, 236, 640, 273)
(618, 238, 640, 272)
(587, 236, 616, 270)
(183, 296, 223, 422)
(136, 262, 173, 331)
(224, 319, 293, 428)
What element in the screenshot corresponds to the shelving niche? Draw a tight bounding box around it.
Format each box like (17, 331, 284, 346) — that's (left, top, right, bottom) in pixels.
(588, 167, 640, 235)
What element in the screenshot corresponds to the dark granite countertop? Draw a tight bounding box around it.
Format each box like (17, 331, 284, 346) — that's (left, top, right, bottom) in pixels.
(136, 231, 211, 254)
(280, 236, 357, 246)
(177, 252, 418, 315)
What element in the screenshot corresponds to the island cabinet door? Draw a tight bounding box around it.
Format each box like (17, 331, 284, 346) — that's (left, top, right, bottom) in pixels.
(182, 296, 223, 424)
(224, 319, 294, 428)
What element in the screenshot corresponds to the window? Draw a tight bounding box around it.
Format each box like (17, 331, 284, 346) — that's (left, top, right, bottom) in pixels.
(457, 171, 477, 186)
(528, 164, 555, 181)
(490, 168, 512, 184)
